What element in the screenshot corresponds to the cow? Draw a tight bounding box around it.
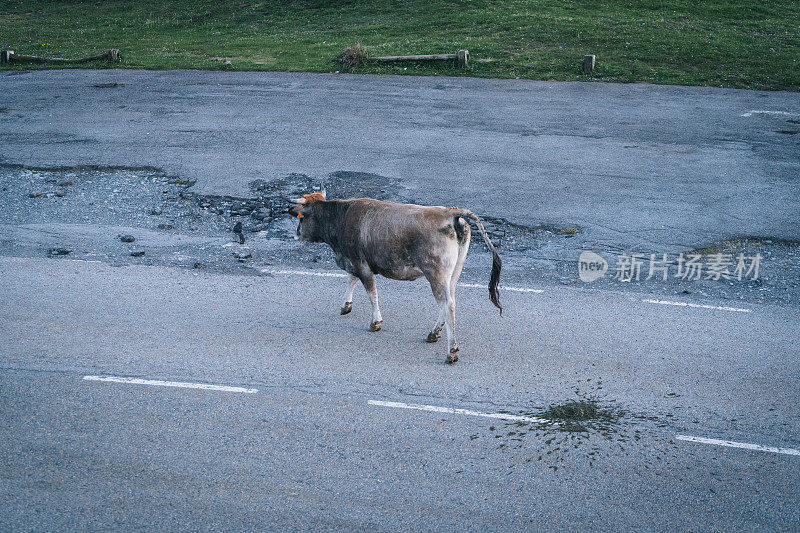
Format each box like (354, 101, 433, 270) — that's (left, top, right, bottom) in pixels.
(288, 189, 502, 364)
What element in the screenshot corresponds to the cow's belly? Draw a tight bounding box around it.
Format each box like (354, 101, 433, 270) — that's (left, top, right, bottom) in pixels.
(373, 264, 424, 281)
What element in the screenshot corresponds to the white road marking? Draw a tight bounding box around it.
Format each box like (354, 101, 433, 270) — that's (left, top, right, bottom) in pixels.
(740, 110, 796, 118)
(370, 400, 799, 458)
(642, 298, 751, 313)
(83, 375, 258, 394)
(263, 270, 752, 307)
(262, 269, 543, 293)
(262, 268, 347, 278)
(368, 400, 551, 424)
(675, 434, 800, 457)
(460, 282, 544, 293)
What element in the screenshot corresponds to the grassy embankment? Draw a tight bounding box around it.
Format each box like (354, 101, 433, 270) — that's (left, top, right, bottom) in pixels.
(1, 0, 798, 90)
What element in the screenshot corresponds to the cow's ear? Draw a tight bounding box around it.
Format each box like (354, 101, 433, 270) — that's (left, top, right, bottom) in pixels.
(288, 205, 302, 218)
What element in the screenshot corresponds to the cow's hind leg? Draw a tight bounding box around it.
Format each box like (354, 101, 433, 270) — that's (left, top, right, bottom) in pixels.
(360, 272, 383, 332)
(444, 285, 458, 363)
(426, 309, 444, 343)
(428, 277, 458, 363)
(427, 221, 470, 350)
(428, 221, 469, 345)
(433, 232, 469, 348)
(450, 218, 470, 296)
(341, 274, 359, 315)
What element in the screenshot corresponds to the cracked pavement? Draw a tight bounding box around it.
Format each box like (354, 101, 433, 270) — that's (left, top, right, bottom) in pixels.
(2, 69, 800, 304)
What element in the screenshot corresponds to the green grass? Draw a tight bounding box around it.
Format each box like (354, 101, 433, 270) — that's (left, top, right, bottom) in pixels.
(1, 0, 798, 90)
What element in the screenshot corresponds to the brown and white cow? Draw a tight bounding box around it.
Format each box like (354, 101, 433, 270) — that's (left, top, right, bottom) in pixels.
(288, 190, 501, 364)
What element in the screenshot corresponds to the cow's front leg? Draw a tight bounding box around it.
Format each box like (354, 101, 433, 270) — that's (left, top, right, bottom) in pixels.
(341, 274, 359, 315)
(360, 273, 383, 332)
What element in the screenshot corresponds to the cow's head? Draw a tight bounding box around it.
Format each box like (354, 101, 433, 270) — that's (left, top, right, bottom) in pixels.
(288, 190, 326, 242)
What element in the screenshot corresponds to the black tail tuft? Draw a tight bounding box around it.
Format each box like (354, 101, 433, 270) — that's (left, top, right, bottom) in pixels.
(460, 210, 503, 316)
(489, 248, 502, 315)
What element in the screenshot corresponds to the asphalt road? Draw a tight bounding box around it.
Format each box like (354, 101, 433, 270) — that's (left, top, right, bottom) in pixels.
(1, 70, 799, 530)
(1, 257, 799, 531)
(1, 69, 799, 251)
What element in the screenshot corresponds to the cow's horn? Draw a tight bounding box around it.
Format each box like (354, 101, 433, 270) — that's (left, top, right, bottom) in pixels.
(320, 180, 327, 199)
(293, 197, 306, 204)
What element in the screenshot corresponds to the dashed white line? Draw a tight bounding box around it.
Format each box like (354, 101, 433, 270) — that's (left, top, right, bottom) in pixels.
(262, 269, 544, 293)
(263, 268, 347, 278)
(642, 298, 751, 313)
(371, 399, 800, 458)
(675, 435, 800, 457)
(261, 269, 756, 310)
(67, 259, 104, 264)
(740, 110, 796, 118)
(460, 282, 544, 294)
(368, 399, 550, 424)
(83, 375, 258, 394)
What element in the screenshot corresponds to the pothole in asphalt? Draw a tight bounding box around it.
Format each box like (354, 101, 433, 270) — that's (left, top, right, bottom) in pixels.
(691, 236, 800, 255)
(13, 162, 793, 308)
(0, 163, 580, 259)
(160, 169, 578, 263)
(2, 165, 574, 272)
(686, 237, 800, 295)
(477, 216, 582, 254)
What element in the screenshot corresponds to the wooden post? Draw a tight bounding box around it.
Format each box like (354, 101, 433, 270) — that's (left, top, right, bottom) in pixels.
(1, 50, 13, 64)
(582, 54, 596, 75)
(457, 49, 469, 68)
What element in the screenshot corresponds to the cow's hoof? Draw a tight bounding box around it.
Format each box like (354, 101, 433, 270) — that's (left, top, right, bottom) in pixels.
(446, 350, 459, 364)
(340, 302, 352, 315)
(369, 320, 383, 332)
(426, 331, 441, 343)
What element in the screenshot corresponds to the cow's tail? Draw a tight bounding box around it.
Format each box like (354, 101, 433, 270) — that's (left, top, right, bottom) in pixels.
(458, 211, 503, 315)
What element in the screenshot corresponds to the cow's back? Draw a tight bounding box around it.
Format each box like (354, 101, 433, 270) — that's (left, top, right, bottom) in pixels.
(338, 199, 458, 280)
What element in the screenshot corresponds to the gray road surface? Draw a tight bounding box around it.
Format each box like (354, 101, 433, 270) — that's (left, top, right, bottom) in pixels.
(1, 70, 799, 305)
(1, 70, 799, 530)
(1, 69, 799, 251)
(1, 257, 799, 531)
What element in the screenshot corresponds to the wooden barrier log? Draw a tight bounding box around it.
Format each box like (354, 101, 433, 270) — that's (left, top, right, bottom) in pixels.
(2, 49, 120, 64)
(373, 50, 469, 68)
(374, 53, 457, 62)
